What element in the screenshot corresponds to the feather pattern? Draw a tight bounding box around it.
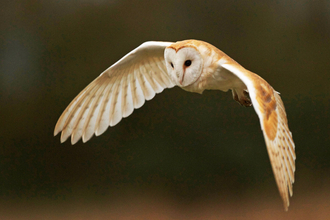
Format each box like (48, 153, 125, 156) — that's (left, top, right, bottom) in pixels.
(71, 81, 106, 144)
(54, 41, 174, 143)
(55, 39, 295, 210)
(82, 79, 109, 142)
(94, 78, 116, 136)
(221, 58, 295, 211)
(122, 73, 134, 118)
(131, 67, 145, 109)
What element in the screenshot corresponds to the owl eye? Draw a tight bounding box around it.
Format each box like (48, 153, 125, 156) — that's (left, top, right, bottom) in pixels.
(170, 62, 174, 68)
(184, 60, 192, 67)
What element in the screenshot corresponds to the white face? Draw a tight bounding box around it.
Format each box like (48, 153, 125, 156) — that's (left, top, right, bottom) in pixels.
(164, 47, 203, 87)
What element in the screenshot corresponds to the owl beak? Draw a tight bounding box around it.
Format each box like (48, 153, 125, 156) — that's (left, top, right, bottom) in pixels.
(179, 72, 185, 85)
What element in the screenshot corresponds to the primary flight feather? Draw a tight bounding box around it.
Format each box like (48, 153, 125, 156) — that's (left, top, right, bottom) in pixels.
(54, 39, 295, 210)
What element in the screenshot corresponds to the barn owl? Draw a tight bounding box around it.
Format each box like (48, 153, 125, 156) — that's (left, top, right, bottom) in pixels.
(54, 40, 295, 210)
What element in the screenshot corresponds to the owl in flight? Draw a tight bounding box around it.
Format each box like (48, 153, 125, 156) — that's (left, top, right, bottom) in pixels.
(54, 40, 295, 210)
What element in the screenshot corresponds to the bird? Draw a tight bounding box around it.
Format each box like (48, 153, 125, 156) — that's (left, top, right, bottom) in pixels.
(54, 39, 295, 210)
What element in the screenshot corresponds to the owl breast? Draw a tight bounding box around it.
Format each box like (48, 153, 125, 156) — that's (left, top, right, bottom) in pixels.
(165, 40, 246, 94)
(182, 58, 246, 94)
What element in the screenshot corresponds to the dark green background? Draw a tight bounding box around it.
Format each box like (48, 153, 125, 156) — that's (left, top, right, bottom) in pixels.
(1, 0, 329, 219)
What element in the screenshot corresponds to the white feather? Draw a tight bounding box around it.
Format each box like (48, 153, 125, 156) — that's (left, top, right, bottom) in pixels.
(82, 79, 109, 142)
(131, 68, 145, 109)
(55, 39, 296, 210)
(122, 73, 134, 118)
(55, 41, 174, 143)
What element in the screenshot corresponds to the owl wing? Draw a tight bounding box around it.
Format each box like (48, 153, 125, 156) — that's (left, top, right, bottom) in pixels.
(220, 58, 295, 211)
(54, 41, 175, 144)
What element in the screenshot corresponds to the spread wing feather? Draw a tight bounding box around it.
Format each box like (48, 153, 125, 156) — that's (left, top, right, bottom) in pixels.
(221, 58, 295, 211)
(54, 41, 175, 144)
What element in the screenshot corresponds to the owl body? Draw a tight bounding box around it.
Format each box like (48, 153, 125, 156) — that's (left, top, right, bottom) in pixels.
(164, 40, 247, 95)
(54, 39, 295, 210)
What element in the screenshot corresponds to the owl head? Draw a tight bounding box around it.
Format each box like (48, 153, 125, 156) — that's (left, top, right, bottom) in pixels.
(164, 42, 203, 87)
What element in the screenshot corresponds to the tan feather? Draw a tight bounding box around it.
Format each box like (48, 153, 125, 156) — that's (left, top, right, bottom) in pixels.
(221, 55, 295, 211)
(55, 41, 173, 144)
(81, 78, 110, 142)
(71, 81, 106, 144)
(130, 66, 145, 109)
(55, 40, 295, 210)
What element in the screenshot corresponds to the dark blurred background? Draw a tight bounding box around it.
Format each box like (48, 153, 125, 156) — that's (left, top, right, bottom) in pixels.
(1, 0, 330, 219)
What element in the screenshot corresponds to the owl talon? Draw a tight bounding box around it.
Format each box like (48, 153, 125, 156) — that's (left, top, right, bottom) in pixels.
(242, 91, 252, 107)
(241, 98, 252, 107)
(232, 89, 252, 107)
(233, 93, 239, 103)
(236, 97, 251, 107)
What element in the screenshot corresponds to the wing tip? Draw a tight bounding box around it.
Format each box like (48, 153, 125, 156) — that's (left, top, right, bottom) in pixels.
(54, 122, 62, 136)
(71, 135, 81, 145)
(122, 107, 134, 119)
(82, 135, 92, 143)
(60, 137, 66, 144)
(95, 126, 109, 137)
(110, 116, 122, 127)
(60, 132, 70, 144)
(54, 129, 59, 137)
(58, 132, 92, 145)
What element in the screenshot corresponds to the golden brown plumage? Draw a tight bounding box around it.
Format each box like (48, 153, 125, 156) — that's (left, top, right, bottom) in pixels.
(54, 40, 295, 210)
(220, 52, 295, 211)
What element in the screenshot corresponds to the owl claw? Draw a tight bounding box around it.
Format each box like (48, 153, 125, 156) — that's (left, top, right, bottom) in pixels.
(242, 91, 252, 107)
(233, 92, 239, 103)
(241, 98, 252, 107)
(232, 89, 252, 107)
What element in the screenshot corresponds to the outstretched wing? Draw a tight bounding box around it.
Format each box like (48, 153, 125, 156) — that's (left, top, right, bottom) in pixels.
(220, 57, 296, 211)
(54, 41, 175, 144)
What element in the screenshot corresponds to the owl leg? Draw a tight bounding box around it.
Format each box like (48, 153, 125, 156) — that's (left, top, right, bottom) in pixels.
(232, 89, 252, 107)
